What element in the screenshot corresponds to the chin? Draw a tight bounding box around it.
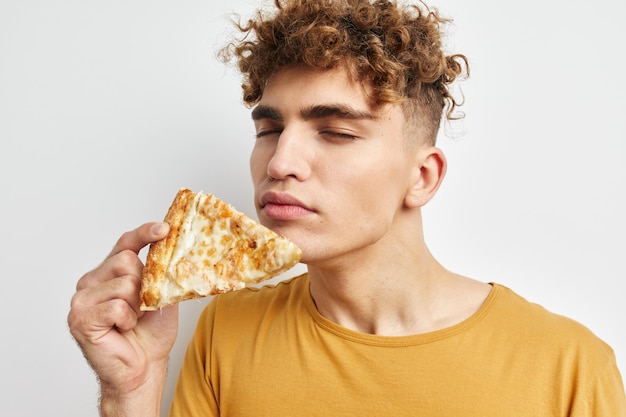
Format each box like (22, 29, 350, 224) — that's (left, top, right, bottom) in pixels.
(269, 226, 308, 254)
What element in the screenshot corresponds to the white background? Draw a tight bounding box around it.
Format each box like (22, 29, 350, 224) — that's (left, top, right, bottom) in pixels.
(1, 0, 624, 416)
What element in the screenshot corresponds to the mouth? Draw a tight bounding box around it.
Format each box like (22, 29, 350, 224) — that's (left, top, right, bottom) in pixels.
(259, 191, 314, 219)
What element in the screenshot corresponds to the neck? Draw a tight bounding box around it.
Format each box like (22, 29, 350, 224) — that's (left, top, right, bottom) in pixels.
(306, 212, 490, 336)
(308, 247, 449, 336)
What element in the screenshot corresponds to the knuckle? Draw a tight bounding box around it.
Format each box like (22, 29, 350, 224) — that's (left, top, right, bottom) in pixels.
(107, 299, 137, 329)
(117, 229, 135, 246)
(116, 249, 141, 269)
(67, 306, 87, 340)
(108, 251, 143, 279)
(75, 270, 94, 291)
(106, 298, 125, 316)
(69, 290, 83, 310)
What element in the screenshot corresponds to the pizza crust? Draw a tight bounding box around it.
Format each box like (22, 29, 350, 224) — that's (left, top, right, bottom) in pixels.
(140, 188, 195, 309)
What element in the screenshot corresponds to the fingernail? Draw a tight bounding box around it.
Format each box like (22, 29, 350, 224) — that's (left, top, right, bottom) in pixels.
(152, 222, 167, 235)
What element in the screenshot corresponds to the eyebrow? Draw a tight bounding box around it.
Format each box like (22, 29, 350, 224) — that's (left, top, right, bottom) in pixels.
(251, 103, 376, 122)
(251, 105, 283, 121)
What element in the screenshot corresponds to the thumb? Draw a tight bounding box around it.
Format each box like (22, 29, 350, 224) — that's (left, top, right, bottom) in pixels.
(136, 303, 179, 355)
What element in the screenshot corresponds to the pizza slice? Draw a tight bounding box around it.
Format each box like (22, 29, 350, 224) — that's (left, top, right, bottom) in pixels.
(140, 187, 302, 310)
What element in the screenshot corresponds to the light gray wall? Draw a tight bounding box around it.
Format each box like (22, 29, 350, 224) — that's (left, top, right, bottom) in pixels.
(1, 0, 624, 416)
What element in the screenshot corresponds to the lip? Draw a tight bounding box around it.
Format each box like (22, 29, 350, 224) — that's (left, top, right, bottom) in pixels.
(259, 191, 314, 219)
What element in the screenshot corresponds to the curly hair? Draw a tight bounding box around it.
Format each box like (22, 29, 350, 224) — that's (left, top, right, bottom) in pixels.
(220, 0, 468, 144)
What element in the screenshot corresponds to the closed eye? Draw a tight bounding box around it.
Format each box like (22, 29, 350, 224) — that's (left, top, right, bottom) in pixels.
(255, 129, 282, 139)
(320, 131, 358, 141)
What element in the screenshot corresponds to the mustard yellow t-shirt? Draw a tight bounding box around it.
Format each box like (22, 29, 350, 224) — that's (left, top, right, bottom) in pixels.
(169, 273, 626, 416)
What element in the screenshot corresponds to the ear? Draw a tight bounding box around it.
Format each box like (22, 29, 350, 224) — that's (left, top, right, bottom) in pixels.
(404, 146, 447, 208)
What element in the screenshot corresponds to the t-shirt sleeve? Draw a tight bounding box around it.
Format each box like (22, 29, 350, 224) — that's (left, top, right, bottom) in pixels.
(570, 349, 626, 416)
(168, 299, 220, 417)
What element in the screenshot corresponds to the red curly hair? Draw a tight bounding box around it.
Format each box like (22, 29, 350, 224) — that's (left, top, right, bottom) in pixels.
(220, 0, 468, 144)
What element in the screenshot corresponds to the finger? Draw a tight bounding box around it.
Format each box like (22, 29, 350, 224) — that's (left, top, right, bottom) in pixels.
(76, 249, 145, 291)
(72, 274, 142, 313)
(68, 297, 139, 344)
(108, 222, 170, 258)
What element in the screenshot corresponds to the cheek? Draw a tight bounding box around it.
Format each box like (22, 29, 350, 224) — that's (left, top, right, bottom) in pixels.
(338, 161, 411, 218)
(249, 145, 267, 183)
(333, 170, 403, 221)
(341, 156, 409, 197)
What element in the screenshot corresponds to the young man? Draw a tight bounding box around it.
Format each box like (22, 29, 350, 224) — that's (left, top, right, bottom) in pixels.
(68, 0, 626, 416)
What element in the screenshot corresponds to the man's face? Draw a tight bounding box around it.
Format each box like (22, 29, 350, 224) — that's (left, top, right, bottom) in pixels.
(250, 65, 420, 267)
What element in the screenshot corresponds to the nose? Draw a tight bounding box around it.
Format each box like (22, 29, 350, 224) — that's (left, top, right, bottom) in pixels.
(266, 128, 311, 181)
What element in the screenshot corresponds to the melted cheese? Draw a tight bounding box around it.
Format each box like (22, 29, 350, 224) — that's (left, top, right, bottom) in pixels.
(159, 192, 301, 303)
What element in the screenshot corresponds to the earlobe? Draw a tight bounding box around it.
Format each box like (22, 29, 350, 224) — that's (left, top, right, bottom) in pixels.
(404, 147, 447, 208)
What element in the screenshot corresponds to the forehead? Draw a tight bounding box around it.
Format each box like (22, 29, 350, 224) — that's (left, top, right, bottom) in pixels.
(262, 65, 368, 105)
(257, 65, 399, 121)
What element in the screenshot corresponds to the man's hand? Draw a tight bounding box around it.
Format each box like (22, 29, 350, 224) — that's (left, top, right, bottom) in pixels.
(68, 222, 178, 416)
